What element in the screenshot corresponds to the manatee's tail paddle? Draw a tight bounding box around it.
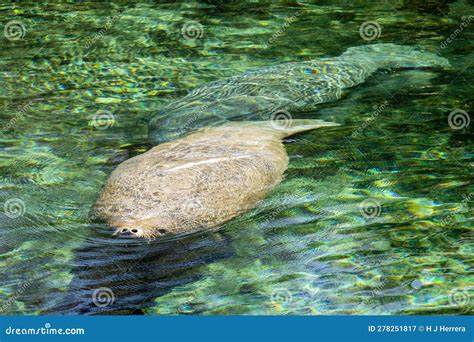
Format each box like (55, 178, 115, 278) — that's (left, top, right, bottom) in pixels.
(341, 43, 451, 69)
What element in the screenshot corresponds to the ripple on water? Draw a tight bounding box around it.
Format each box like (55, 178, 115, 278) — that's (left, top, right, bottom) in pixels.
(1, 1, 473, 315)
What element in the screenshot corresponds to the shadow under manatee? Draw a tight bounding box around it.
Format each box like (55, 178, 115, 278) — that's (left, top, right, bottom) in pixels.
(43, 224, 233, 315)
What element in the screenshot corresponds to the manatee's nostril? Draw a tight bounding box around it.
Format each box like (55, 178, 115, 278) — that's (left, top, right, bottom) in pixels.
(118, 228, 136, 237)
(157, 229, 167, 235)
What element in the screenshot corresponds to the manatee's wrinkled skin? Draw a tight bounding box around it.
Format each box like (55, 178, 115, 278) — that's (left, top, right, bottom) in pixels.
(149, 44, 450, 143)
(94, 120, 338, 239)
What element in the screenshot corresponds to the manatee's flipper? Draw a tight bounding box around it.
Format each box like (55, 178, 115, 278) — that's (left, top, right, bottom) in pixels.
(238, 119, 340, 139)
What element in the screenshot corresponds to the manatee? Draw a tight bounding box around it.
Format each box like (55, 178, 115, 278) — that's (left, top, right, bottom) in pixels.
(149, 43, 450, 143)
(93, 120, 338, 239)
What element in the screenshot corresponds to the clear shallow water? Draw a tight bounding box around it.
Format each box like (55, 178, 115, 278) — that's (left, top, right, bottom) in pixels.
(0, 1, 472, 315)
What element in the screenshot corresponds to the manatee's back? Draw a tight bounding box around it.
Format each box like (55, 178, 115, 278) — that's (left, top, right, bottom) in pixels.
(149, 59, 372, 143)
(94, 124, 289, 238)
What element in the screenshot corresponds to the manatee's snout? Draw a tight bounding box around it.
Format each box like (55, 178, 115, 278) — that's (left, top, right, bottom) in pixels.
(114, 225, 170, 239)
(115, 227, 144, 238)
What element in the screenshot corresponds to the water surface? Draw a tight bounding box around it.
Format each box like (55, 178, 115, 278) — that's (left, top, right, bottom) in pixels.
(0, 1, 472, 315)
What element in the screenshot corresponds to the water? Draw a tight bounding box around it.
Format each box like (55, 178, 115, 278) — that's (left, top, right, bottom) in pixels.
(0, 1, 472, 315)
